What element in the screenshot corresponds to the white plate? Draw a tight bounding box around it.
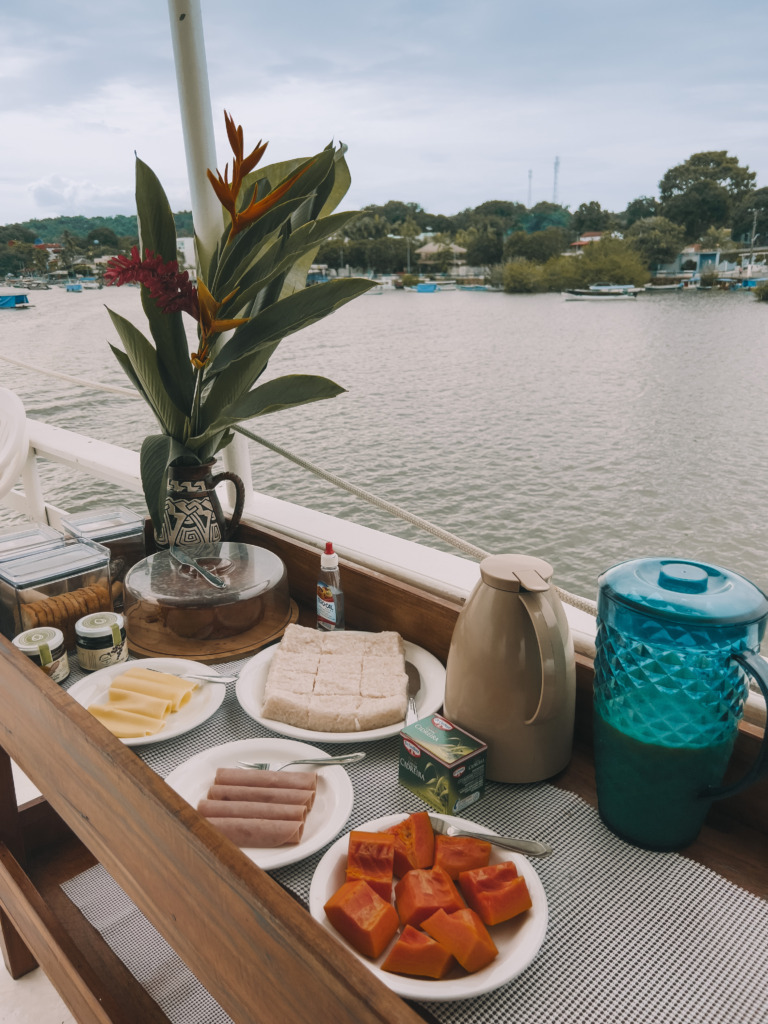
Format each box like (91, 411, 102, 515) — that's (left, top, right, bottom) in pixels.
(67, 658, 226, 747)
(236, 639, 445, 743)
(308, 812, 548, 1001)
(164, 738, 355, 869)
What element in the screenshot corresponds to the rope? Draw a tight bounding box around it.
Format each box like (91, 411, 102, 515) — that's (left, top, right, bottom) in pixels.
(233, 425, 598, 617)
(0, 355, 598, 616)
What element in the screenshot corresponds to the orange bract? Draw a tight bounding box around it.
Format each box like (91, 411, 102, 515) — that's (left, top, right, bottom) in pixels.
(206, 111, 313, 240)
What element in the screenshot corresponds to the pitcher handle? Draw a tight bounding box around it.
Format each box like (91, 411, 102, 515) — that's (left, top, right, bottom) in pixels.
(210, 471, 245, 539)
(705, 649, 768, 800)
(519, 591, 568, 725)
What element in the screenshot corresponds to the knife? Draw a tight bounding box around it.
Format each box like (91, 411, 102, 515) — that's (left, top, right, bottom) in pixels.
(405, 661, 421, 725)
(169, 545, 227, 589)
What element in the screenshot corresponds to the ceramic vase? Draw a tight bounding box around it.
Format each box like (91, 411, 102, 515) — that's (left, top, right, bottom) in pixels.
(154, 460, 245, 548)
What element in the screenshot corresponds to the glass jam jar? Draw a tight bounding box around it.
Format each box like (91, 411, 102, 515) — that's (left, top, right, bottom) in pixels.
(75, 611, 128, 671)
(12, 626, 70, 683)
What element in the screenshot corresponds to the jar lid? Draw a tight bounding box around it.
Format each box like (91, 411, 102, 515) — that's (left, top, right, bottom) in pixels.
(13, 626, 64, 654)
(598, 557, 768, 627)
(76, 611, 125, 640)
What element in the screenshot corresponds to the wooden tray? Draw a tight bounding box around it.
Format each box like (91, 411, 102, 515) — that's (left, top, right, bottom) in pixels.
(126, 599, 298, 663)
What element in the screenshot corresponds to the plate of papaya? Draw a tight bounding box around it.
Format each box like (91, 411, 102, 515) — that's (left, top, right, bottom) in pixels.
(308, 811, 548, 1001)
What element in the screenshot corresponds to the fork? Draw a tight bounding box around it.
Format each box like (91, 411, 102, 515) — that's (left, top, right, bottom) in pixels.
(427, 814, 552, 857)
(236, 751, 366, 771)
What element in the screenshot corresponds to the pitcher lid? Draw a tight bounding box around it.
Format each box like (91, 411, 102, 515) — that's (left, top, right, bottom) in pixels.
(480, 554, 552, 593)
(598, 557, 768, 626)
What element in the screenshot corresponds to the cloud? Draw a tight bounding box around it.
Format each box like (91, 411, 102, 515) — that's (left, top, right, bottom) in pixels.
(1, 0, 768, 225)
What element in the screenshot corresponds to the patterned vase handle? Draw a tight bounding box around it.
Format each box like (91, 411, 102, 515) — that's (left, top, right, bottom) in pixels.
(210, 471, 245, 539)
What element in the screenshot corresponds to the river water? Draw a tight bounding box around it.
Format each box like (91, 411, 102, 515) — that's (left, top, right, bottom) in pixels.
(1, 285, 767, 601)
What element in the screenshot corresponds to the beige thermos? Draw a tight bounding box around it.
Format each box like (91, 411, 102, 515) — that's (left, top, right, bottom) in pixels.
(443, 554, 576, 783)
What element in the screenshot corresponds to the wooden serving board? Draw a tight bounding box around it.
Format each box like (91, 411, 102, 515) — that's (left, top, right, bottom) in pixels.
(126, 600, 298, 663)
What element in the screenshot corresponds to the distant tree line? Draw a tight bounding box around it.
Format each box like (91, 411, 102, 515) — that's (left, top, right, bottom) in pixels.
(2, 151, 766, 287)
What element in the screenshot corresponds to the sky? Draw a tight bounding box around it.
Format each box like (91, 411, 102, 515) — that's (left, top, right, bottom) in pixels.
(2, 1, 768, 227)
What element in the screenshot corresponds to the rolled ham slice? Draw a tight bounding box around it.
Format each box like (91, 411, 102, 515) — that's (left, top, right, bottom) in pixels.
(205, 817, 304, 847)
(214, 768, 318, 791)
(197, 799, 306, 822)
(207, 784, 315, 809)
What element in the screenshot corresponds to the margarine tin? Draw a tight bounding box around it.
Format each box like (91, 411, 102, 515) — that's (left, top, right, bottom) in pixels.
(398, 712, 487, 814)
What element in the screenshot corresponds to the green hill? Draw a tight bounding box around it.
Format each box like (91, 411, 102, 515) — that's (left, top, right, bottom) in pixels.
(3, 212, 195, 243)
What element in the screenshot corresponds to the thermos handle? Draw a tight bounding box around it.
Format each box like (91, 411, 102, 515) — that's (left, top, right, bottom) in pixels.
(210, 471, 245, 539)
(519, 591, 567, 725)
(705, 649, 768, 800)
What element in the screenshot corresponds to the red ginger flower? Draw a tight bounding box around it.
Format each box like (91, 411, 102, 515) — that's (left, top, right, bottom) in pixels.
(207, 111, 313, 240)
(105, 247, 199, 319)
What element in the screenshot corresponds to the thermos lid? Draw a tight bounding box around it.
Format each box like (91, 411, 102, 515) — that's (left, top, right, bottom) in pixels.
(598, 557, 768, 626)
(479, 554, 552, 593)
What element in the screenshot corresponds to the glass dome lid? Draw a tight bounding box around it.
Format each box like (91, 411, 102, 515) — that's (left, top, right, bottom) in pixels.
(597, 557, 768, 627)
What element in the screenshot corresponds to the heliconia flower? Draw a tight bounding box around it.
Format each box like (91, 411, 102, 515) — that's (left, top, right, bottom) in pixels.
(105, 247, 199, 319)
(191, 280, 247, 368)
(206, 111, 313, 239)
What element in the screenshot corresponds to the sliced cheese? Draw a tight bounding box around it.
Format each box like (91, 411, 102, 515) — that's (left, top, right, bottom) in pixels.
(87, 704, 167, 738)
(111, 668, 197, 711)
(108, 687, 173, 718)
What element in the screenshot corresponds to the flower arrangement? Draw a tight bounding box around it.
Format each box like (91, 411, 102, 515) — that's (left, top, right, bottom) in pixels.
(105, 112, 373, 533)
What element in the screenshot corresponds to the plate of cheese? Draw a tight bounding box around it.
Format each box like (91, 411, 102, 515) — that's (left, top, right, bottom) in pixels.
(236, 626, 446, 743)
(67, 658, 226, 746)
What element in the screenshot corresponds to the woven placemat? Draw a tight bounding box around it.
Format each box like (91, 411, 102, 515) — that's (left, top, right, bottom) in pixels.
(60, 657, 768, 1024)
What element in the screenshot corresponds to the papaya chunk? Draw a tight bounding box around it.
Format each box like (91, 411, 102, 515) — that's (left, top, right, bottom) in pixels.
(394, 866, 465, 929)
(381, 924, 456, 979)
(433, 833, 492, 880)
(420, 907, 498, 973)
(346, 830, 395, 900)
(384, 811, 435, 876)
(324, 880, 400, 959)
(459, 862, 532, 926)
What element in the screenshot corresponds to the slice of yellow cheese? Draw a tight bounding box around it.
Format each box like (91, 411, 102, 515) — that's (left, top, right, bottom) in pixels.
(87, 704, 167, 738)
(110, 668, 197, 711)
(108, 687, 172, 718)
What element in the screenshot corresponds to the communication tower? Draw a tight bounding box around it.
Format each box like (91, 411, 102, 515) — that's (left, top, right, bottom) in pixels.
(553, 156, 560, 204)
(527, 169, 532, 207)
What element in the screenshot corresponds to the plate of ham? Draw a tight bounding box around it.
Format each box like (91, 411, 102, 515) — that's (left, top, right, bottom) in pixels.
(164, 737, 355, 869)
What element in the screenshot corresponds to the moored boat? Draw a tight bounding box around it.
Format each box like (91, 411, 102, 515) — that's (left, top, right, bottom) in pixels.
(0, 293, 31, 310)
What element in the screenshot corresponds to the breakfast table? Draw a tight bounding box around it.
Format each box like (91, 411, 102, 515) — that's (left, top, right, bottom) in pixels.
(1, 525, 766, 1024)
(46, 648, 768, 1024)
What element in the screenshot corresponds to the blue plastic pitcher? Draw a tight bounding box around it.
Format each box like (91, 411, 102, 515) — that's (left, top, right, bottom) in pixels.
(593, 558, 768, 850)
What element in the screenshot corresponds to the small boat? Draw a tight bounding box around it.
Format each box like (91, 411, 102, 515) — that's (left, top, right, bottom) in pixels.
(415, 282, 437, 292)
(644, 283, 684, 291)
(66, 282, 83, 293)
(0, 292, 31, 310)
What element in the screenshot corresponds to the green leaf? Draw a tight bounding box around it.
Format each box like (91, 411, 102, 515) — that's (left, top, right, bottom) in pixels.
(140, 288, 195, 414)
(189, 374, 344, 449)
(140, 434, 193, 533)
(106, 308, 188, 438)
(211, 278, 376, 373)
(135, 157, 178, 264)
(225, 374, 345, 421)
(199, 339, 282, 428)
(109, 343, 147, 400)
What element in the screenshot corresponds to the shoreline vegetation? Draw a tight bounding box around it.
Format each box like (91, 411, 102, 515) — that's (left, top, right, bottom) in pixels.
(2, 150, 767, 299)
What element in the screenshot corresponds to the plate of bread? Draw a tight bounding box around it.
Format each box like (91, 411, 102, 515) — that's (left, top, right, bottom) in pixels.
(236, 625, 445, 743)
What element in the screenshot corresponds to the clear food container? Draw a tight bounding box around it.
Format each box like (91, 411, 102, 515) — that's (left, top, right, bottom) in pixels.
(0, 537, 112, 649)
(61, 506, 145, 611)
(123, 542, 291, 659)
(0, 525, 65, 563)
